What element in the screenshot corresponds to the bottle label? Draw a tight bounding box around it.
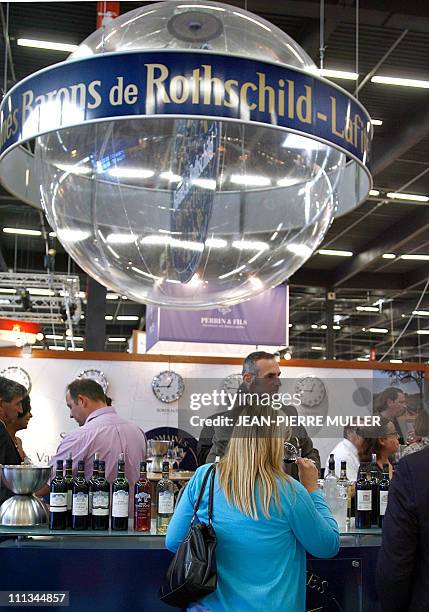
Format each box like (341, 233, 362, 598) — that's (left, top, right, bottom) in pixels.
(357, 490, 372, 511)
(72, 492, 89, 516)
(158, 491, 174, 514)
(112, 490, 129, 517)
(66, 490, 72, 511)
(337, 484, 348, 499)
(379, 490, 389, 516)
(92, 491, 110, 516)
(50, 492, 67, 512)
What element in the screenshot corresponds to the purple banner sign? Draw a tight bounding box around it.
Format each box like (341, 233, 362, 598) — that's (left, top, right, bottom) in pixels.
(146, 285, 288, 351)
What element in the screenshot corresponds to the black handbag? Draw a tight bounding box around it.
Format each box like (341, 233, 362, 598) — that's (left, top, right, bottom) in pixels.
(159, 464, 217, 607)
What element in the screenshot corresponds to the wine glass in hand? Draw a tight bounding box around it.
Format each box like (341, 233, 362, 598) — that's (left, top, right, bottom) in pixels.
(283, 441, 299, 464)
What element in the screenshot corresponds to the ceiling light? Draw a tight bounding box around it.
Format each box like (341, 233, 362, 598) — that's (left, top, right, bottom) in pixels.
(17, 38, 78, 52)
(49, 345, 66, 351)
(387, 192, 429, 202)
(117, 315, 139, 321)
(413, 310, 429, 316)
(3, 228, 41, 236)
(68, 347, 84, 352)
(371, 75, 429, 88)
(319, 68, 359, 80)
(320, 324, 327, 330)
(333, 325, 341, 330)
(367, 327, 389, 333)
(230, 174, 271, 187)
(106, 293, 119, 300)
(311, 346, 324, 351)
(311, 324, 318, 329)
(108, 337, 127, 342)
(232, 240, 269, 251)
(71, 336, 83, 341)
(370, 120, 383, 126)
(382, 253, 396, 259)
(286, 244, 313, 257)
(0, 288, 16, 294)
(369, 189, 380, 196)
(416, 330, 429, 335)
(105, 315, 113, 320)
(205, 238, 227, 248)
(45, 334, 63, 340)
(27, 288, 55, 296)
(57, 229, 90, 242)
(106, 233, 137, 244)
(159, 171, 182, 182)
(107, 168, 154, 179)
(401, 254, 429, 261)
(318, 249, 353, 257)
(357, 357, 369, 361)
(389, 359, 403, 363)
(356, 306, 379, 312)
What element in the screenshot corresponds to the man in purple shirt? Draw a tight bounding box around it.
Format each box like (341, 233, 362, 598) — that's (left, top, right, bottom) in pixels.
(38, 378, 146, 496)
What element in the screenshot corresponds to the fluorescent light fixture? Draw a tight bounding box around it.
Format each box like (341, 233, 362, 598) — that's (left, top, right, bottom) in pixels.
(108, 168, 154, 179)
(218, 265, 246, 279)
(371, 75, 429, 88)
(106, 293, 119, 300)
(370, 120, 383, 126)
(232, 240, 269, 252)
(356, 306, 379, 312)
(311, 324, 318, 329)
(68, 347, 84, 352)
(286, 243, 313, 257)
(27, 288, 55, 296)
(192, 178, 216, 190)
(159, 171, 182, 183)
(333, 325, 341, 330)
(3, 227, 41, 236)
(401, 254, 429, 261)
(17, 38, 78, 52)
(105, 315, 113, 321)
(387, 192, 429, 202)
(70, 336, 83, 341)
(413, 310, 429, 316)
(230, 174, 271, 187)
(311, 346, 324, 351)
(232, 11, 271, 31)
(382, 253, 396, 259)
(45, 334, 63, 340)
(205, 238, 227, 248)
(106, 233, 137, 244)
(417, 330, 429, 335)
(318, 249, 353, 257)
(108, 337, 126, 342)
(319, 68, 359, 80)
(0, 288, 16, 294)
(49, 345, 66, 351)
(367, 327, 389, 333)
(117, 315, 139, 321)
(357, 357, 369, 361)
(389, 359, 403, 363)
(57, 229, 90, 242)
(369, 189, 380, 196)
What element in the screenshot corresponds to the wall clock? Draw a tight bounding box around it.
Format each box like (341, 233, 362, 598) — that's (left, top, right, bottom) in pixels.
(0, 366, 32, 392)
(152, 371, 185, 403)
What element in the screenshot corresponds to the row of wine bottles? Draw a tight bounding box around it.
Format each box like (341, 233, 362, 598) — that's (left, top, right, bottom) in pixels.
(355, 454, 390, 529)
(49, 456, 174, 534)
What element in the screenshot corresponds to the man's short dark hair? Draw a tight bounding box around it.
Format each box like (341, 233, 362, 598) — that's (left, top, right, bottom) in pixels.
(67, 379, 106, 403)
(242, 351, 276, 376)
(0, 376, 27, 402)
(374, 387, 404, 414)
(343, 425, 359, 439)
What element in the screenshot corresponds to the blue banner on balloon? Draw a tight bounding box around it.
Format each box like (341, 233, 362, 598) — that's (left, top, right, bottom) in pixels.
(0, 50, 371, 170)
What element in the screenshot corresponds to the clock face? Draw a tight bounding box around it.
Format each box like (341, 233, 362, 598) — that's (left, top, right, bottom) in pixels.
(0, 366, 32, 392)
(152, 371, 185, 403)
(294, 376, 326, 408)
(222, 373, 242, 395)
(77, 369, 109, 393)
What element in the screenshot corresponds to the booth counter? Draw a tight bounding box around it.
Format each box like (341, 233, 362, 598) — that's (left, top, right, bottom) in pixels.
(0, 522, 382, 612)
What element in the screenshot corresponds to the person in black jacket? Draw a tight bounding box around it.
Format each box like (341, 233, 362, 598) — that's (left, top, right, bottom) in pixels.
(376, 444, 429, 611)
(0, 377, 27, 505)
(197, 351, 320, 479)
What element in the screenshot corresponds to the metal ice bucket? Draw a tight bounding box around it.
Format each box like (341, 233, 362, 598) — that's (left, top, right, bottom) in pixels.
(0, 465, 51, 526)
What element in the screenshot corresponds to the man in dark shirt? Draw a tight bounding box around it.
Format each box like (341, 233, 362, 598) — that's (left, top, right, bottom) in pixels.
(197, 351, 320, 478)
(0, 377, 26, 505)
(376, 445, 429, 611)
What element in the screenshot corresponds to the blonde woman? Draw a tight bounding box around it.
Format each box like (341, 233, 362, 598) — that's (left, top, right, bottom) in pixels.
(166, 404, 339, 611)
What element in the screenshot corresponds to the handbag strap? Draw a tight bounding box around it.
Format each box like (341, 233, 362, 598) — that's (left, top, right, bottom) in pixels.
(191, 464, 216, 524)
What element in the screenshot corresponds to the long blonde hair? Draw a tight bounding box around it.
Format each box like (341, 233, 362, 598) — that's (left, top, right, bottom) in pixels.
(217, 402, 292, 519)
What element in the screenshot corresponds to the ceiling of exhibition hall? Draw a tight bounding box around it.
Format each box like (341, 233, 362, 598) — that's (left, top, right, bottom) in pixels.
(1, 0, 429, 361)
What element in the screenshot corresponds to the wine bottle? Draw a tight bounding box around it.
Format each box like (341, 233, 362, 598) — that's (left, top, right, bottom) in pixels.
(369, 454, 379, 526)
(378, 464, 390, 528)
(324, 454, 338, 511)
(92, 460, 110, 531)
(49, 460, 68, 530)
(355, 470, 372, 529)
(156, 461, 174, 535)
(111, 457, 129, 531)
(64, 457, 73, 529)
(134, 461, 151, 532)
(338, 460, 352, 526)
(72, 460, 89, 530)
(88, 453, 100, 528)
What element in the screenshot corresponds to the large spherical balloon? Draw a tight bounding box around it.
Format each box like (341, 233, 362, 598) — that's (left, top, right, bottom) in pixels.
(36, 0, 345, 309)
